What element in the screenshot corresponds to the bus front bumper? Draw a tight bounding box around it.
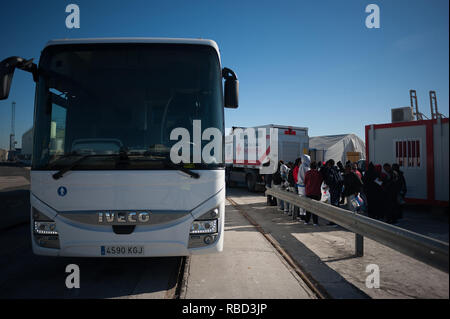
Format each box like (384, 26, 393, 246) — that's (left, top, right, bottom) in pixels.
(30, 189, 225, 257)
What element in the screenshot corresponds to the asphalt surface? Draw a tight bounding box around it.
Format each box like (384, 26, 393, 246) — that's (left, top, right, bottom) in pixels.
(0, 164, 31, 231)
(0, 222, 182, 298)
(0, 164, 182, 299)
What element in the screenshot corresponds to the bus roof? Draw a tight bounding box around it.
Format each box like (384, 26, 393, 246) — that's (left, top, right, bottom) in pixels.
(44, 37, 220, 56)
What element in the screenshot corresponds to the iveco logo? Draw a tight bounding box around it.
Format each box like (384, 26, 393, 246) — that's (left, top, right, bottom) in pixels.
(98, 212, 150, 224)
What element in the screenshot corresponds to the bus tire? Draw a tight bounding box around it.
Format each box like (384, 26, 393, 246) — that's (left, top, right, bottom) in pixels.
(246, 173, 256, 192)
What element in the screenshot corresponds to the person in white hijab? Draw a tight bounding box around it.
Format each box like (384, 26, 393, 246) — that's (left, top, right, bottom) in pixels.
(297, 154, 311, 222)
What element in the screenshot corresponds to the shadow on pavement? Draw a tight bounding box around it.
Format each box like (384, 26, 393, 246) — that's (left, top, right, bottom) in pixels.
(0, 189, 30, 231)
(231, 200, 371, 299)
(0, 224, 181, 299)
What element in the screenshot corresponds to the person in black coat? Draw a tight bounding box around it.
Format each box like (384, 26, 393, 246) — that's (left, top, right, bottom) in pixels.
(392, 163, 407, 219)
(362, 162, 384, 220)
(381, 163, 399, 224)
(323, 159, 342, 226)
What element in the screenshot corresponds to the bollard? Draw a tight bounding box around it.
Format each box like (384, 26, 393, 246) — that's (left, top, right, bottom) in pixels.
(355, 233, 364, 256)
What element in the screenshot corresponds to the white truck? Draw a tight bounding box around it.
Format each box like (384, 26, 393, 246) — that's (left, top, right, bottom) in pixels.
(225, 124, 309, 191)
(0, 38, 239, 257)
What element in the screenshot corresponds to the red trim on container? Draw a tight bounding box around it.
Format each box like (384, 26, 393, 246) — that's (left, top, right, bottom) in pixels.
(365, 125, 370, 168)
(409, 141, 413, 166)
(416, 140, 420, 167)
(405, 198, 449, 207)
(233, 145, 271, 166)
(403, 141, 406, 167)
(425, 121, 435, 202)
(233, 160, 261, 165)
(284, 129, 296, 135)
(258, 146, 271, 163)
(369, 118, 448, 130)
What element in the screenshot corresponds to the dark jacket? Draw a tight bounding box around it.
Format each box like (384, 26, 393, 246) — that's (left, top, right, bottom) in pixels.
(272, 168, 282, 185)
(382, 170, 399, 195)
(343, 171, 363, 197)
(305, 169, 323, 197)
(396, 170, 407, 196)
(324, 166, 343, 190)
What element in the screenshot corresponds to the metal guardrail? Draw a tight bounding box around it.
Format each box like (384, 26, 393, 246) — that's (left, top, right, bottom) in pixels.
(266, 187, 449, 273)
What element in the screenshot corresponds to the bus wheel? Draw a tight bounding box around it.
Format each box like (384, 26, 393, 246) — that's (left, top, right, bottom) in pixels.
(246, 173, 256, 192)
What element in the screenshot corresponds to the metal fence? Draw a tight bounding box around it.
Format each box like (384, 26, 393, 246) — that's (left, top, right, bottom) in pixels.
(266, 187, 449, 273)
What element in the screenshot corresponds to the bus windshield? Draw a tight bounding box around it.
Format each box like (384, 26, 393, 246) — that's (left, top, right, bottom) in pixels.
(32, 43, 224, 170)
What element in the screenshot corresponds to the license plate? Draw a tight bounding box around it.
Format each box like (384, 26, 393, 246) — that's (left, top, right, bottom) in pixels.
(100, 245, 145, 256)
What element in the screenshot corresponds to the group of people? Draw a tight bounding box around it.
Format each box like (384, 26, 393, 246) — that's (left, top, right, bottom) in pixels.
(265, 155, 407, 225)
(362, 162, 407, 223)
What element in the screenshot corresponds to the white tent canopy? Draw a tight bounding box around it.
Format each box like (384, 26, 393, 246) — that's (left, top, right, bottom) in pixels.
(309, 134, 366, 164)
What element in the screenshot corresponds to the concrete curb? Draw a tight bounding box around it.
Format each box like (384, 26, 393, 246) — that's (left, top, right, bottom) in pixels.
(178, 256, 191, 299)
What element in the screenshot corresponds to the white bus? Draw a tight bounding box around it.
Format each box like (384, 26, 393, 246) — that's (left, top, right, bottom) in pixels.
(0, 38, 239, 256)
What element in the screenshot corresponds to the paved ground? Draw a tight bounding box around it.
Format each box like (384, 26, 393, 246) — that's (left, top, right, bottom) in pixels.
(226, 187, 449, 299)
(0, 164, 31, 231)
(392, 205, 449, 243)
(0, 222, 182, 298)
(183, 200, 316, 299)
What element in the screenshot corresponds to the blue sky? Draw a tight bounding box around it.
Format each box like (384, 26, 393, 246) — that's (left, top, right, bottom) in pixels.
(0, 0, 448, 149)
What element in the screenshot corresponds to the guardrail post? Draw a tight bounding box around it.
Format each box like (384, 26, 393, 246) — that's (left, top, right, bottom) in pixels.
(355, 233, 364, 257)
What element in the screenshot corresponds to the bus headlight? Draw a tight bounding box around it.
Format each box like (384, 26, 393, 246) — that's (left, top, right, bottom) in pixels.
(32, 207, 60, 249)
(188, 207, 220, 247)
(34, 221, 58, 235)
(190, 219, 217, 234)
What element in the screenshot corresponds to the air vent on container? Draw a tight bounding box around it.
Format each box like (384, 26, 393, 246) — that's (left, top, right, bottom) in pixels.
(392, 107, 414, 123)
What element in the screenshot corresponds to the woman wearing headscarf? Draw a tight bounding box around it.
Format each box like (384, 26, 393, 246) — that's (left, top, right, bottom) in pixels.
(296, 154, 311, 222)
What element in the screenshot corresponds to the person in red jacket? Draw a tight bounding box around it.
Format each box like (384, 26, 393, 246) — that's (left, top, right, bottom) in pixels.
(304, 161, 323, 225)
(293, 158, 300, 185)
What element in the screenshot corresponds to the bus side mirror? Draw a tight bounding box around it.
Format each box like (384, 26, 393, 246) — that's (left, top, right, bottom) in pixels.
(222, 67, 239, 109)
(0, 58, 17, 100)
(0, 57, 38, 100)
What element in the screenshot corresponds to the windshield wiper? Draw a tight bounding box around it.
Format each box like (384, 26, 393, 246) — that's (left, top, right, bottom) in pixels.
(164, 160, 200, 179)
(142, 150, 200, 179)
(51, 153, 121, 180)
